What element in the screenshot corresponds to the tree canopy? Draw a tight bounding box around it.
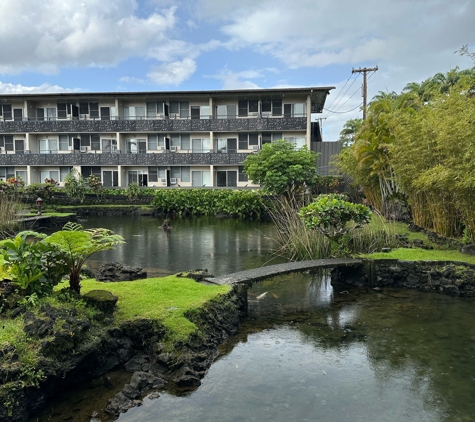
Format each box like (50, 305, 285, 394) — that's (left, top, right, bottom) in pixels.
(337, 65, 475, 240)
(243, 140, 319, 196)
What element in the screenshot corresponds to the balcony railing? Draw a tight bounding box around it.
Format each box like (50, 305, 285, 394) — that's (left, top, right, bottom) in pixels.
(0, 151, 252, 166)
(0, 115, 307, 133)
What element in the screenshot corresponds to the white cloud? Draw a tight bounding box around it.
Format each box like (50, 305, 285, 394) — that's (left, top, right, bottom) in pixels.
(207, 67, 281, 89)
(147, 58, 197, 85)
(0, 81, 80, 94)
(0, 1, 177, 73)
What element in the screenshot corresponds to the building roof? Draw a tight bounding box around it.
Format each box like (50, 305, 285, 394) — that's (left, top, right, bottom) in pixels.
(0, 86, 335, 113)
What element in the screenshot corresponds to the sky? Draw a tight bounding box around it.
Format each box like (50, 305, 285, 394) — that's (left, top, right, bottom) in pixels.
(0, 0, 473, 141)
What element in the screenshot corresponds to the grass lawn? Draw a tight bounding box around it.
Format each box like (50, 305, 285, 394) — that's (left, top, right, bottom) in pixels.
(364, 247, 475, 264)
(78, 276, 230, 344)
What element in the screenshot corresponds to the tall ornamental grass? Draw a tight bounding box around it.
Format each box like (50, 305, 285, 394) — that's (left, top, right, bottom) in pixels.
(268, 195, 399, 260)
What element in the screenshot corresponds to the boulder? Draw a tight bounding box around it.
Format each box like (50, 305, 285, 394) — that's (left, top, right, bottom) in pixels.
(82, 290, 118, 314)
(96, 262, 147, 282)
(460, 244, 475, 256)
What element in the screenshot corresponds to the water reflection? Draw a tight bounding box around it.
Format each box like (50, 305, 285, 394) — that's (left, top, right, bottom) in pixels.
(82, 216, 281, 277)
(118, 272, 475, 422)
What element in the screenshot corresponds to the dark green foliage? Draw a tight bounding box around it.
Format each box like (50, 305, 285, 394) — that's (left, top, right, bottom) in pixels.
(299, 194, 372, 256)
(151, 189, 265, 218)
(63, 170, 87, 203)
(243, 140, 319, 196)
(24, 182, 57, 201)
(1, 234, 68, 297)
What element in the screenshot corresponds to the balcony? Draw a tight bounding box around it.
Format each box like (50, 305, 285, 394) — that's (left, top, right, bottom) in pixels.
(0, 151, 252, 166)
(0, 116, 307, 134)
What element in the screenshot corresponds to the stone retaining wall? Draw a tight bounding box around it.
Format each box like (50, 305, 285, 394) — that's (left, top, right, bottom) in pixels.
(331, 259, 475, 297)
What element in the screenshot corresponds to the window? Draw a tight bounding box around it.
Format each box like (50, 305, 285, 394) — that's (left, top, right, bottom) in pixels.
(0, 135, 13, 151)
(102, 170, 118, 187)
(191, 105, 210, 119)
(171, 166, 190, 182)
(261, 99, 282, 116)
(127, 138, 147, 153)
(171, 134, 190, 150)
(283, 136, 306, 149)
(100, 107, 110, 121)
(89, 103, 99, 118)
(148, 166, 167, 182)
(57, 103, 67, 119)
(13, 109, 23, 121)
(216, 105, 237, 119)
(60, 167, 71, 182)
(91, 135, 100, 151)
(102, 139, 117, 153)
(127, 170, 148, 186)
(81, 166, 101, 179)
(191, 170, 210, 187)
(238, 133, 259, 150)
(79, 102, 89, 115)
(0, 167, 15, 181)
(59, 135, 70, 151)
(192, 138, 210, 153)
(39, 139, 58, 154)
(2, 104, 12, 120)
(238, 100, 259, 117)
(46, 108, 56, 121)
(284, 103, 306, 117)
(216, 138, 237, 153)
(40, 170, 59, 183)
(125, 106, 146, 120)
(262, 132, 283, 145)
(15, 170, 27, 184)
(146, 101, 166, 118)
(216, 170, 237, 187)
(147, 134, 158, 151)
(169, 101, 189, 118)
(36, 108, 45, 121)
(239, 166, 248, 182)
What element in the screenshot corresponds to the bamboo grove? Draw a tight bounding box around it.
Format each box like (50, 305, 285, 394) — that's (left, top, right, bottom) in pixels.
(338, 66, 475, 241)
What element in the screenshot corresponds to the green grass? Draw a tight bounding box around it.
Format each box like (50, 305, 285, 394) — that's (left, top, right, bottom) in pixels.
(77, 276, 230, 344)
(364, 247, 475, 264)
(22, 212, 76, 217)
(54, 205, 153, 209)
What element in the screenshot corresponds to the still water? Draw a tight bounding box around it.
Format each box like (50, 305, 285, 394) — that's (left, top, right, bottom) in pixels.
(82, 216, 281, 277)
(34, 218, 475, 421)
(115, 273, 475, 422)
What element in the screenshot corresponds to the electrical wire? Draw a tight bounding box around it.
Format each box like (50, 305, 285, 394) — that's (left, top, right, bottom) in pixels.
(324, 74, 353, 111)
(322, 72, 361, 119)
(323, 102, 363, 114)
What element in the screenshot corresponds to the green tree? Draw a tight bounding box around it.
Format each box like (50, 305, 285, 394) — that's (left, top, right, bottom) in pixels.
(298, 194, 371, 256)
(45, 222, 125, 292)
(338, 118, 363, 148)
(243, 140, 319, 196)
(64, 169, 87, 203)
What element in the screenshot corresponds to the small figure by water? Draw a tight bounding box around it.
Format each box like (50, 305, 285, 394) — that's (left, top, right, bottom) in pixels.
(161, 219, 172, 230)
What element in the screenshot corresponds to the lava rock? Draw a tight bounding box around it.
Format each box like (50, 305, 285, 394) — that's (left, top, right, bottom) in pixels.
(82, 290, 118, 314)
(96, 262, 147, 282)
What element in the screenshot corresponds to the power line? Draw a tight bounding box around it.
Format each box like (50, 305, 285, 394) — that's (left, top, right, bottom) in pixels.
(323, 102, 363, 114)
(322, 73, 360, 119)
(325, 74, 354, 111)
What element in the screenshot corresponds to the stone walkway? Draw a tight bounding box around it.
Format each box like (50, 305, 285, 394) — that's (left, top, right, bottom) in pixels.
(205, 259, 363, 286)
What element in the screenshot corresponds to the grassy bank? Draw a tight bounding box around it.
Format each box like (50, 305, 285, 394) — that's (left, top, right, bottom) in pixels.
(0, 276, 230, 379)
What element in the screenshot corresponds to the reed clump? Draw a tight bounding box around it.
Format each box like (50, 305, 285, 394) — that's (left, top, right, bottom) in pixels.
(0, 196, 22, 239)
(268, 194, 399, 260)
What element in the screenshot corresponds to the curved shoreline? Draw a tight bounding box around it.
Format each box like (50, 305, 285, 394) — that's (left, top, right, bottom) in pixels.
(2, 258, 474, 421)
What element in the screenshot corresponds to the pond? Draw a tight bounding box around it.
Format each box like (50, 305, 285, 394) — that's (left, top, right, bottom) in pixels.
(34, 270, 475, 422)
(81, 215, 283, 277)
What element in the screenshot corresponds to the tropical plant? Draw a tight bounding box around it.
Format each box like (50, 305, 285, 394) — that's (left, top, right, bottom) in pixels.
(243, 140, 319, 197)
(64, 169, 87, 203)
(125, 182, 140, 200)
(87, 174, 103, 198)
(0, 196, 22, 239)
(1, 233, 67, 297)
(45, 222, 125, 292)
(299, 194, 372, 256)
(337, 118, 363, 148)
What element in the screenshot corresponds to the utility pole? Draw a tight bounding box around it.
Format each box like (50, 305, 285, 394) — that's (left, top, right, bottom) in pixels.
(352, 66, 378, 120)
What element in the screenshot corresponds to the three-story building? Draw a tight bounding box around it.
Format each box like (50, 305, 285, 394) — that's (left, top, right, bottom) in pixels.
(0, 86, 334, 188)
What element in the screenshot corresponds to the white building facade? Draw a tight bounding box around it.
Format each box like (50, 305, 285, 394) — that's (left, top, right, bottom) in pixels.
(0, 87, 334, 188)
